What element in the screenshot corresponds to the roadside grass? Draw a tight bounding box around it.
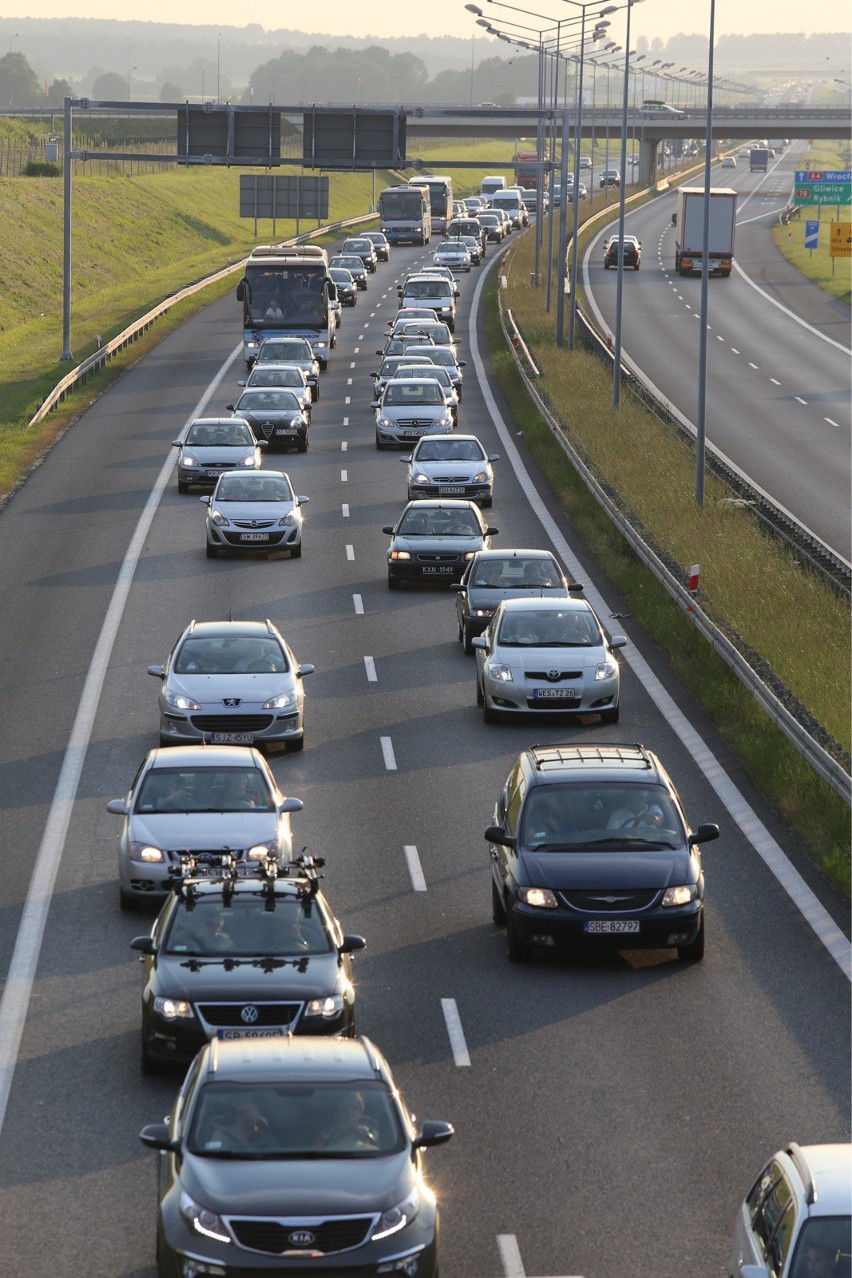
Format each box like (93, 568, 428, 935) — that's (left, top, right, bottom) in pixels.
(491, 228, 850, 895)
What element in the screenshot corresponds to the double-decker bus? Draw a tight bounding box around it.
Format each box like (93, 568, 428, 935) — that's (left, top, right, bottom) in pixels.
(407, 175, 453, 233)
(236, 245, 337, 370)
(377, 185, 432, 245)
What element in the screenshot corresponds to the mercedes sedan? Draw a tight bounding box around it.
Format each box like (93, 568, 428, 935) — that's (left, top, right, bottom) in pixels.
(373, 379, 454, 450)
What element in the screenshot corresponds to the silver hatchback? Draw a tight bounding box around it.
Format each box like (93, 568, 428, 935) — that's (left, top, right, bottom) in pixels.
(173, 417, 265, 494)
(147, 618, 314, 750)
(373, 378, 454, 450)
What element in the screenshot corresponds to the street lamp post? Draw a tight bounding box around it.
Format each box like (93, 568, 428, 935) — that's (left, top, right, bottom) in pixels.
(695, 0, 716, 506)
(217, 34, 221, 103)
(8, 31, 18, 108)
(612, 0, 642, 406)
(127, 64, 137, 102)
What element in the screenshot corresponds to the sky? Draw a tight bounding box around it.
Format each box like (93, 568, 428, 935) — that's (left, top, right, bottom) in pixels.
(4, 1, 851, 44)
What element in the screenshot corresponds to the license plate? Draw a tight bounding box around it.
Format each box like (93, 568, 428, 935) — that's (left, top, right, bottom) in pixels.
(240, 532, 270, 542)
(422, 566, 456, 575)
(204, 469, 222, 478)
(438, 486, 465, 495)
(584, 920, 640, 934)
(401, 431, 424, 439)
(209, 732, 255, 744)
(219, 1028, 284, 1040)
(533, 688, 577, 701)
(274, 427, 298, 435)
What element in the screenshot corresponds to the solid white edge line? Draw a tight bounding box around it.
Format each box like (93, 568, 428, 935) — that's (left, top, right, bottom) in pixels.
(380, 736, 397, 771)
(404, 845, 427, 892)
(469, 254, 851, 982)
(364, 656, 377, 682)
(441, 998, 471, 1067)
(497, 1234, 526, 1277)
(0, 341, 244, 1137)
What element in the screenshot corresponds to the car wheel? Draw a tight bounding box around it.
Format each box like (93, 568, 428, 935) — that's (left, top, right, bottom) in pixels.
(463, 623, 475, 655)
(678, 916, 705, 963)
(506, 908, 530, 963)
(290, 541, 302, 559)
(600, 702, 620, 724)
(388, 576, 400, 590)
(313, 385, 320, 401)
(177, 480, 189, 494)
(375, 433, 387, 451)
(285, 733, 305, 753)
(297, 439, 308, 453)
(205, 542, 218, 558)
(119, 888, 137, 912)
(140, 1035, 163, 1077)
(492, 878, 507, 925)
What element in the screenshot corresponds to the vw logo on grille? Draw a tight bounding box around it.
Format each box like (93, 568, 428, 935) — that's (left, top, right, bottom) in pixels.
(223, 698, 241, 707)
(547, 669, 560, 682)
(240, 1005, 259, 1024)
(288, 1230, 317, 1247)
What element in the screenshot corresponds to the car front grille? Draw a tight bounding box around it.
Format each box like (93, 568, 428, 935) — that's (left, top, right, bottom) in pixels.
(429, 471, 477, 482)
(228, 1215, 376, 1255)
(197, 1002, 302, 1028)
(416, 552, 462, 564)
(560, 888, 660, 912)
(524, 669, 583, 682)
(189, 714, 275, 731)
(394, 417, 439, 429)
(231, 518, 278, 529)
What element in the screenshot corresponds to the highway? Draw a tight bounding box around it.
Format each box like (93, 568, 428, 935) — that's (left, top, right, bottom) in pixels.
(0, 233, 848, 1278)
(582, 144, 852, 563)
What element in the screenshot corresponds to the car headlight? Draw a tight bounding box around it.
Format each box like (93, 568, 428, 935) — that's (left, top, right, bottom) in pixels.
(303, 993, 345, 1019)
(372, 1185, 420, 1241)
(389, 550, 411, 561)
(473, 608, 493, 618)
(485, 661, 513, 682)
(437, 416, 452, 428)
(248, 841, 278, 861)
(314, 341, 327, 351)
(129, 841, 164, 863)
(181, 454, 199, 468)
(241, 455, 255, 467)
(519, 886, 558, 909)
(413, 472, 430, 484)
(245, 341, 260, 351)
(164, 690, 202, 711)
(180, 1191, 230, 1244)
(464, 551, 476, 560)
(281, 511, 300, 527)
(154, 996, 195, 1021)
(210, 510, 229, 527)
(595, 659, 618, 681)
(263, 692, 297, 710)
(379, 417, 395, 428)
(472, 470, 489, 483)
(662, 884, 698, 907)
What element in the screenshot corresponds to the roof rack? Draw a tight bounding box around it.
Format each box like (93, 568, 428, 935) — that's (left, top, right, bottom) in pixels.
(531, 743, 652, 771)
(786, 1143, 817, 1206)
(168, 850, 324, 913)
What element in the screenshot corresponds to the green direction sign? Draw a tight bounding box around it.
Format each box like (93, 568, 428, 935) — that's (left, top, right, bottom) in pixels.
(794, 184, 852, 205)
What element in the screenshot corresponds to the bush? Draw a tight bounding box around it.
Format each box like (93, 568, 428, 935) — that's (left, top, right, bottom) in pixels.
(23, 161, 61, 177)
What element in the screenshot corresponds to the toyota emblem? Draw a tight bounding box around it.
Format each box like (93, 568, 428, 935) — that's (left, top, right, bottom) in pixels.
(547, 669, 560, 681)
(240, 1005, 259, 1024)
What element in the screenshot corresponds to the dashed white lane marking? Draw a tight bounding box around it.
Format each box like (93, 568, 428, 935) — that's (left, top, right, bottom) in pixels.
(353, 594, 364, 614)
(347, 378, 352, 385)
(404, 845, 427, 892)
(770, 378, 780, 386)
(344, 396, 351, 404)
(748, 362, 758, 369)
(349, 361, 356, 369)
(341, 503, 350, 518)
(341, 469, 348, 482)
(342, 417, 349, 428)
(795, 395, 808, 404)
(341, 439, 348, 450)
(380, 736, 397, 770)
(354, 346, 360, 354)
(498, 1236, 526, 1277)
(825, 417, 841, 428)
(441, 998, 471, 1068)
(364, 656, 377, 682)
(731, 347, 740, 355)
(345, 544, 355, 561)
(717, 335, 725, 341)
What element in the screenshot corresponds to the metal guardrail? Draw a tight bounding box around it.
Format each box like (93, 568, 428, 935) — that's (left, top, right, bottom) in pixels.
(28, 211, 376, 430)
(499, 208, 851, 805)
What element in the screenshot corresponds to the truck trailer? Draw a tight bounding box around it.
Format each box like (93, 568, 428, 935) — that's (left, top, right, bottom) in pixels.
(672, 186, 736, 277)
(749, 147, 769, 172)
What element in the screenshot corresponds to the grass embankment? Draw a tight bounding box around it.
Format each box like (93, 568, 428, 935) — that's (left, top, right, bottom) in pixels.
(771, 140, 852, 306)
(492, 223, 850, 894)
(0, 167, 384, 492)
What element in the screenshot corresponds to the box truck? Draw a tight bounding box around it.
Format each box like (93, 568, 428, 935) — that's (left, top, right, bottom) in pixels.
(672, 186, 736, 277)
(749, 147, 770, 172)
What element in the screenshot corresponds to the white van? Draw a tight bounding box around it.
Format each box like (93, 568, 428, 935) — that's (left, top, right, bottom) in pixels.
(479, 175, 507, 202)
(490, 188, 525, 228)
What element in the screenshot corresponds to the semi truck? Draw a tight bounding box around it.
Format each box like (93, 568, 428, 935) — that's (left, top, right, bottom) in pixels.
(672, 186, 736, 277)
(749, 147, 770, 172)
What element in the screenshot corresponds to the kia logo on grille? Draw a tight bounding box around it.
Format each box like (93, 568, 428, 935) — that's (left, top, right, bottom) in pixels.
(287, 1230, 316, 1246)
(223, 698, 241, 707)
(240, 1005, 259, 1024)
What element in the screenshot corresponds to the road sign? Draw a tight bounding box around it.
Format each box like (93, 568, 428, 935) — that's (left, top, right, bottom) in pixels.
(804, 219, 819, 249)
(794, 170, 852, 183)
(239, 175, 329, 220)
(794, 184, 852, 206)
(829, 221, 852, 258)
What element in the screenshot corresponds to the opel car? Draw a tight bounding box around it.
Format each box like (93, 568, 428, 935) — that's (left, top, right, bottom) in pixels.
(402, 434, 498, 506)
(202, 470, 308, 559)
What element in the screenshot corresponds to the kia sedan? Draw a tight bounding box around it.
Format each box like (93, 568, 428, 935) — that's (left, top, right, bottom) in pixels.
(472, 595, 626, 722)
(384, 499, 497, 588)
(202, 470, 308, 559)
(173, 417, 265, 494)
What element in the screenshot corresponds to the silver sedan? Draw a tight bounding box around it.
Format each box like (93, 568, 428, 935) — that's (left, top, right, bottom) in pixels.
(173, 417, 265, 494)
(473, 596, 626, 723)
(202, 470, 308, 559)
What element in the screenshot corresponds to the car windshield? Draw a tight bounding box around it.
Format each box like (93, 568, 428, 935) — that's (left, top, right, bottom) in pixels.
(186, 423, 253, 447)
(399, 324, 450, 343)
(398, 508, 480, 536)
(394, 365, 445, 383)
(188, 1080, 405, 1160)
(343, 241, 369, 251)
(788, 1219, 852, 1278)
(163, 895, 331, 958)
(215, 476, 293, 503)
(384, 383, 445, 406)
(174, 636, 289, 675)
(257, 342, 311, 363)
(471, 557, 559, 588)
(520, 785, 681, 849)
(335, 257, 363, 271)
(329, 269, 353, 284)
(415, 439, 484, 463)
(237, 390, 301, 412)
(497, 608, 599, 646)
(247, 368, 302, 388)
(412, 349, 455, 368)
(135, 766, 274, 814)
(405, 281, 448, 299)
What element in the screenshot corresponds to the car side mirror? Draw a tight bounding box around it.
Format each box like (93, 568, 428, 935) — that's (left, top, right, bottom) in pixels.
(171, 439, 182, 448)
(339, 934, 367, 955)
(485, 526, 498, 535)
(147, 664, 165, 679)
(457, 360, 467, 368)
(413, 1120, 454, 1149)
(484, 824, 515, 847)
(399, 456, 411, 464)
(225, 403, 235, 411)
(371, 401, 380, 410)
(282, 797, 304, 814)
(130, 935, 155, 955)
(106, 798, 129, 816)
(450, 583, 465, 593)
(609, 635, 627, 650)
(689, 823, 720, 846)
(237, 379, 246, 387)
(488, 454, 500, 462)
(200, 496, 211, 505)
(257, 439, 268, 449)
(382, 526, 395, 535)
(471, 636, 487, 652)
(139, 1123, 178, 1153)
(297, 496, 309, 506)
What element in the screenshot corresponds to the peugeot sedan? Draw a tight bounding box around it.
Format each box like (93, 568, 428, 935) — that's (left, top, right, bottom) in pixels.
(227, 389, 310, 453)
(401, 434, 498, 506)
(147, 618, 314, 750)
(139, 1035, 453, 1277)
(384, 499, 497, 588)
(472, 595, 626, 722)
(107, 745, 302, 910)
(202, 470, 308, 559)
(173, 417, 266, 494)
(372, 379, 454, 450)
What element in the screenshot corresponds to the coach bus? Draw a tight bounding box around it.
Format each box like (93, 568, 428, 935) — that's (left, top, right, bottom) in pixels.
(407, 174, 453, 233)
(236, 245, 337, 370)
(377, 185, 432, 244)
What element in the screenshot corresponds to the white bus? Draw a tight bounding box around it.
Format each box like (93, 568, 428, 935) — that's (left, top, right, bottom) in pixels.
(407, 175, 453, 233)
(377, 185, 432, 244)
